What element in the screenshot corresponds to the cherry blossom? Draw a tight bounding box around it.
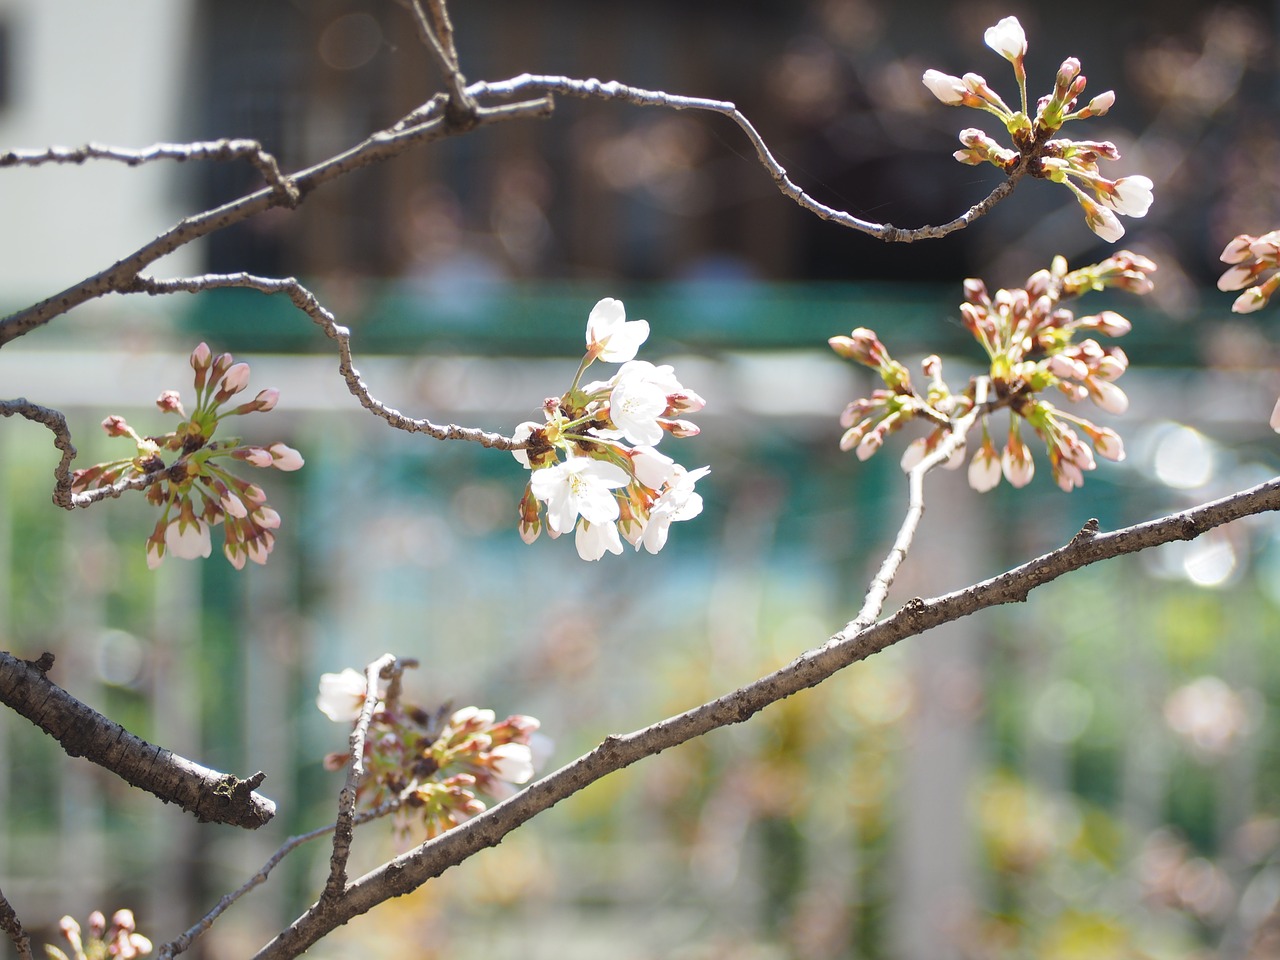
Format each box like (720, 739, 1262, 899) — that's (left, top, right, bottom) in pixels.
(575, 518, 625, 561)
(585, 297, 649, 363)
(641, 465, 710, 555)
(530, 457, 630, 534)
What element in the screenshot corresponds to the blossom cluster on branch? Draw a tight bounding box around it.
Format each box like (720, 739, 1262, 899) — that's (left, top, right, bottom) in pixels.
(317, 668, 546, 839)
(71, 343, 303, 569)
(511, 298, 709, 560)
(832, 250, 1156, 492)
(45, 909, 152, 960)
(923, 15, 1153, 241)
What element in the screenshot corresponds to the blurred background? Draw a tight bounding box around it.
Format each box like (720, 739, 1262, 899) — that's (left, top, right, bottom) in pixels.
(3, 1, 1280, 958)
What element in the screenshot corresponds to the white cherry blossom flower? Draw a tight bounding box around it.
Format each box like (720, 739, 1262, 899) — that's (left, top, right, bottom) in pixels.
(316, 667, 389, 723)
(575, 518, 624, 561)
(530, 457, 629, 534)
(631, 445, 677, 489)
(488, 742, 535, 784)
(586, 298, 649, 363)
(608, 373, 668, 446)
(641, 465, 710, 554)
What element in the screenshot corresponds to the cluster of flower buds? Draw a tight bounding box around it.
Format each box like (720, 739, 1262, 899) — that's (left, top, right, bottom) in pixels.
(923, 15, 1153, 241)
(71, 343, 303, 570)
(832, 250, 1156, 492)
(1219, 231, 1280, 315)
(318, 667, 546, 839)
(45, 909, 152, 960)
(512, 298, 709, 561)
(1218, 229, 1280, 431)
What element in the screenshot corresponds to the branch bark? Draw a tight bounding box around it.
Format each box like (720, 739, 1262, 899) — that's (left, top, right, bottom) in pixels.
(0, 651, 274, 829)
(249, 475, 1280, 960)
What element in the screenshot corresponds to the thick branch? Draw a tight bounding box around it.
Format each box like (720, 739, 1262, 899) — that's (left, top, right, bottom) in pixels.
(0, 884, 33, 960)
(250, 476, 1280, 959)
(127, 274, 522, 449)
(470, 74, 1026, 241)
(0, 651, 274, 829)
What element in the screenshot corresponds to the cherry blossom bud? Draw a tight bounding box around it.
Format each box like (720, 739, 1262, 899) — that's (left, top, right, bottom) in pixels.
(1217, 263, 1259, 292)
(983, 16, 1027, 64)
(269, 442, 305, 471)
(1076, 192, 1125, 242)
(1105, 176, 1154, 218)
(1092, 427, 1125, 461)
(101, 414, 131, 437)
(191, 342, 212, 391)
(968, 441, 1003, 493)
(1221, 235, 1255, 264)
(658, 418, 700, 438)
(1270, 397, 1280, 433)
(156, 389, 185, 415)
(1077, 90, 1114, 118)
(216, 362, 252, 400)
(1233, 287, 1268, 313)
(87, 911, 106, 939)
(922, 69, 969, 105)
(1086, 378, 1128, 414)
(1002, 432, 1035, 488)
(253, 505, 282, 529)
(829, 328, 886, 366)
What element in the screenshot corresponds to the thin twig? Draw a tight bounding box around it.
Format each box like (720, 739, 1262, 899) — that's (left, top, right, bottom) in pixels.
(0, 140, 299, 206)
(842, 402, 982, 636)
(324, 653, 397, 900)
(0, 95, 553, 348)
(0, 883, 33, 960)
(127, 274, 523, 449)
(155, 798, 406, 960)
(398, 0, 474, 120)
(469, 74, 1028, 241)
(251, 474, 1280, 960)
(0, 398, 173, 511)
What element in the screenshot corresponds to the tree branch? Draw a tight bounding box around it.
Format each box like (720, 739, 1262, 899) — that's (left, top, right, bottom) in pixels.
(0, 883, 33, 960)
(0, 651, 275, 829)
(469, 74, 1028, 241)
(249, 475, 1280, 960)
(323, 654, 397, 900)
(0, 140, 299, 206)
(0, 95, 553, 348)
(127, 273, 523, 449)
(155, 798, 406, 960)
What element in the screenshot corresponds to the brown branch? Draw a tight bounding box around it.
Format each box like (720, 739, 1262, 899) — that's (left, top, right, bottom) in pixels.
(0, 651, 274, 829)
(127, 273, 523, 449)
(397, 0, 473, 120)
(323, 654, 398, 900)
(0, 883, 33, 960)
(469, 74, 1028, 242)
(0, 140, 299, 206)
(155, 798, 406, 960)
(0, 95, 553, 348)
(249, 475, 1280, 960)
(0, 398, 174, 511)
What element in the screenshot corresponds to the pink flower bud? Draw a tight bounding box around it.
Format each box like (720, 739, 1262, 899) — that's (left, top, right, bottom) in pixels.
(252, 506, 282, 529)
(254, 388, 279, 411)
(983, 16, 1026, 63)
(269, 442, 305, 471)
(156, 389, 185, 415)
(1087, 378, 1129, 414)
(1221, 235, 1256, 264)
(218, 362, 252, 398)
(102, 414, 131, 437)
(238, 447, 274, 468)
(1271, 397, 1280, 433)
(1092, 427, 1125, 461)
